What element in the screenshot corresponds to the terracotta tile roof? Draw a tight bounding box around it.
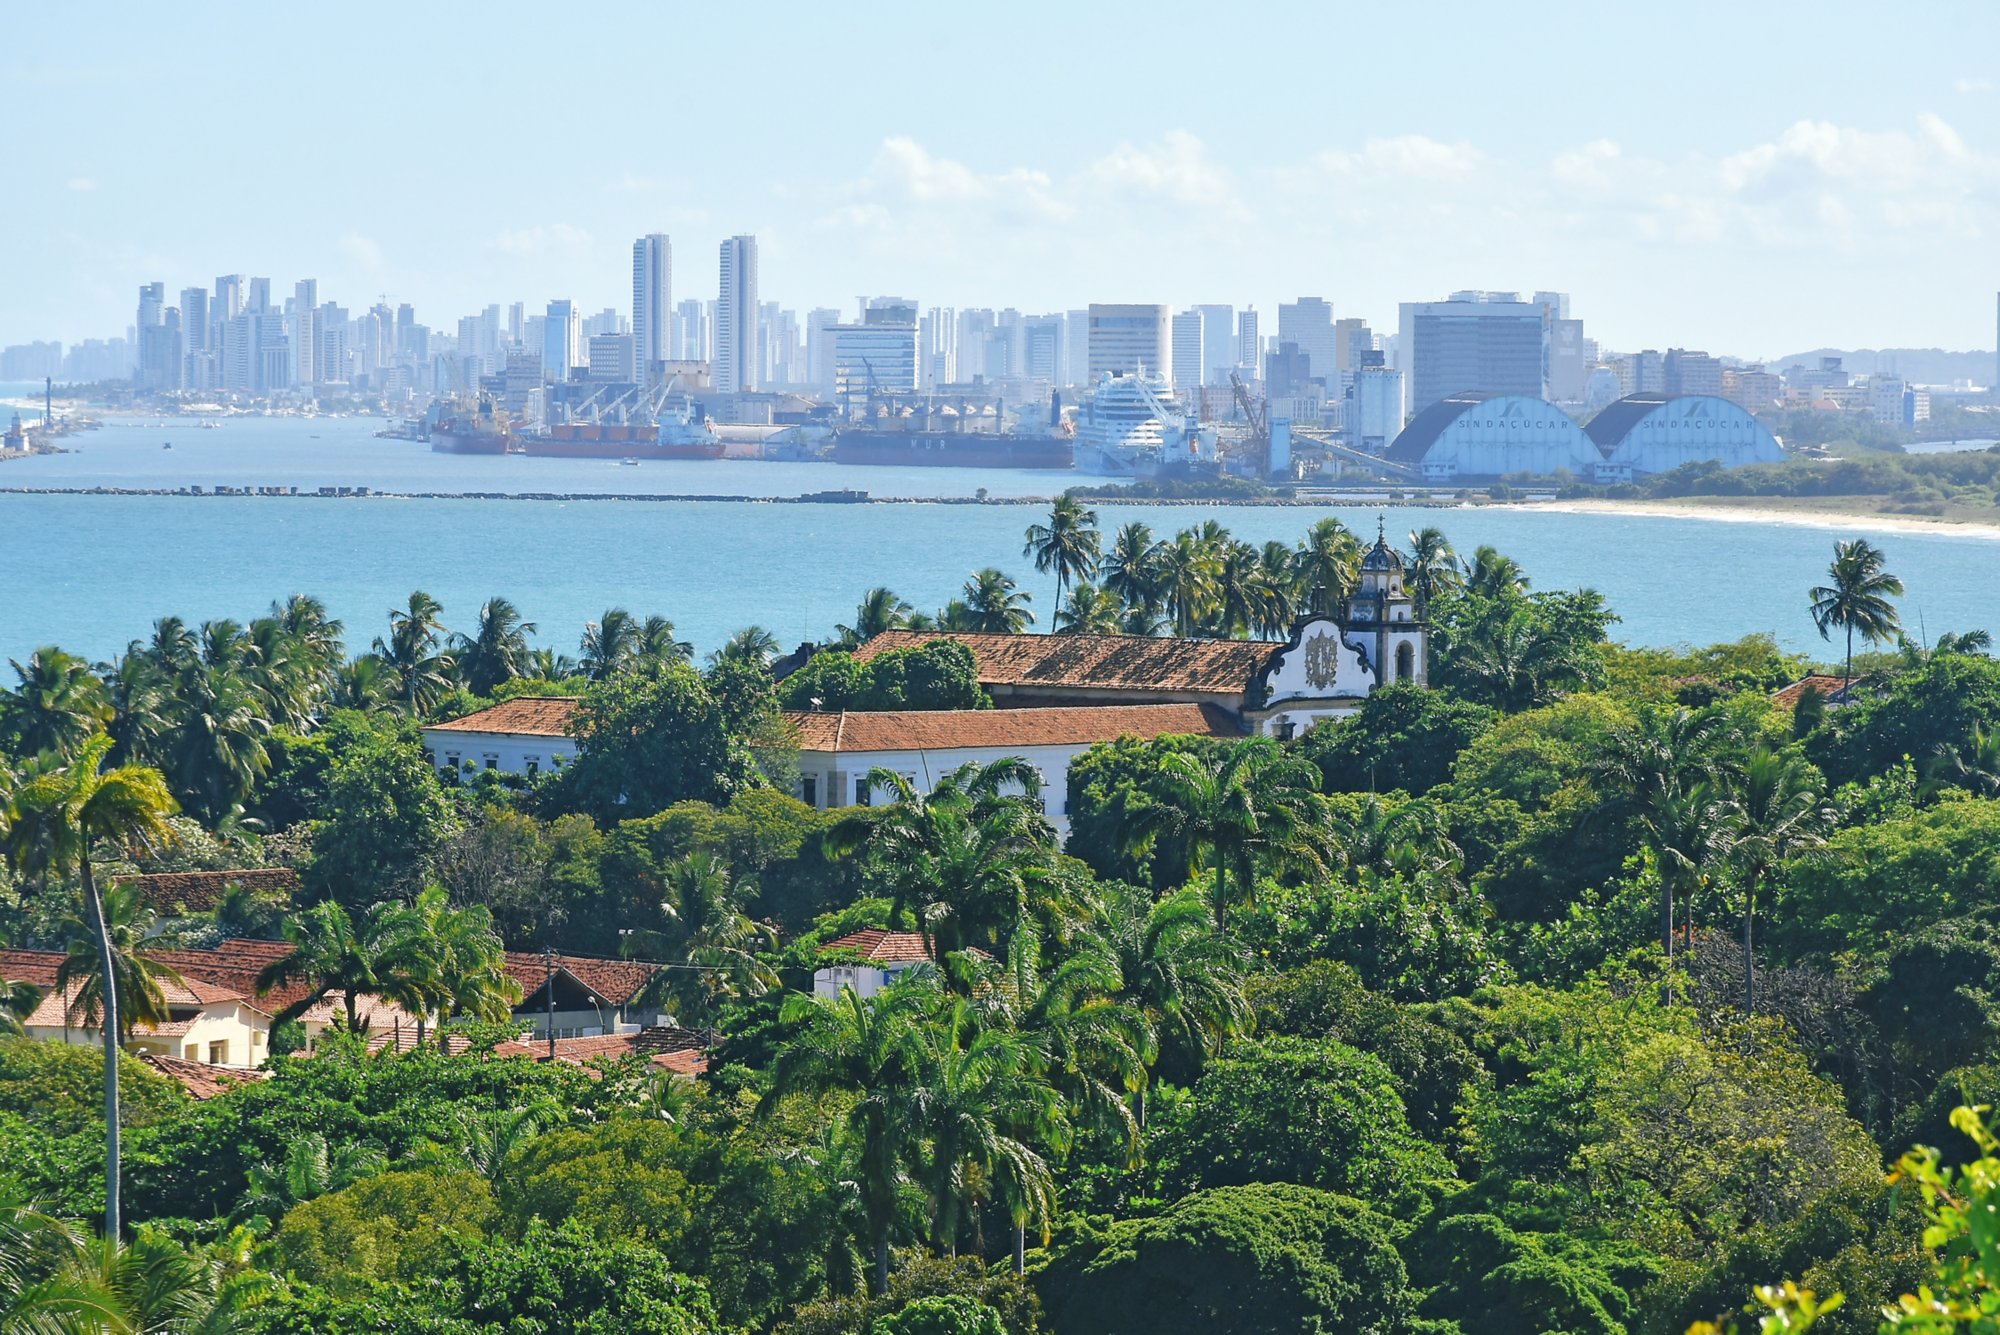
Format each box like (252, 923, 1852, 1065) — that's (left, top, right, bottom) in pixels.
(0, 949, 62, 988)
(491, 1025, 707, 1074)
(503, 951, 659, 1006)
(853, 630, 1279, 695)
(785, 703, 1243, 753)
(1772, 674, 1863, 709)
(819, 930, 936, 964)
(425, 697, 581, 737)
(296, 992, 424, 1031)
(145, 940, 311, 1012)
(116, 868, 299, 916)
(20, 975, 261, 1030)
(138, 1053, 265, 1099)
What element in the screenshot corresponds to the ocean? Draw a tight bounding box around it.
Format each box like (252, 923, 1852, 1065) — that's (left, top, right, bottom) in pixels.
(2, 414, 1997, 665)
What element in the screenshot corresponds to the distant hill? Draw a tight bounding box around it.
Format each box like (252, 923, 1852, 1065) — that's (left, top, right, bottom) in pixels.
(1774, 348, 1994, 387)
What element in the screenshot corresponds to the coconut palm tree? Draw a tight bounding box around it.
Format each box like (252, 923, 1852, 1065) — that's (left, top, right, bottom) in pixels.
(962, 569, 1034, 634)
(1055, 583, 1123, 635)
(256, 897, 434, 1035)
(838, 588, 915, 648)
(54, 878, 187, 1044)
(1023, 497, 1102, 627)
(329, 655, 400, 713)
(1125, 737, 1328, 931)
(5, 648, 113, 760)
(1100, 885, 1249, 1102)
(762, 979, 931, 1294)
(397, 885, 521, 1042)
(1254, 541, 1303, 637)
(1209, 541, 1269, 639)
(711, 624, 781, 668)
(1729, 748, 1830, 1010)
(160, 656, 271, 826)
(270, 593, 345, 685)
(1404, 527, 1462, 611)
(0, 977, 41, 1035)
(0, 1190, 121, 1331)
(635, 615, 693, 666)
(1100, 522, 1162, 619)
(376, 592, 454, 714)
(1464, 545, 1530, 599)
(2, 733, 178, 1239)
(626, 851, 777, 1030)
(1294, 518, 1361, 616)
(1927, 723, 2000, 800)
(1449, 605, 1596, 711)
(100, 650, 172, 769)
(1154, 532, 1218, 638)
(580, 608, 641, 681)
(1809, 538, 1904, 686)
(235, 1131, 387, 1231)
(454, 597, 537, 696)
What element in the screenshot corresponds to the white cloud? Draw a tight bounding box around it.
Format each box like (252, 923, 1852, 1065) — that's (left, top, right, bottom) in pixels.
(336, 232, 382, 269)
(491, 223, 593, 254)
(1314, 134, 1482, 180)
(1958, 77, 1993, 94)
(1081, 130, 1242, 214)
(851, 137, 1071, 222)
(1550, 138, 1622, 187)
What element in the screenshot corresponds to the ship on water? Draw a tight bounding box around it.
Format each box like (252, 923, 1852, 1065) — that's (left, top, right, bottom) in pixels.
(830, 395, 1073, 470)
(426, 393, 515, 455)
(1071, 371, 1217, 476)
(520, 377, 723, 460)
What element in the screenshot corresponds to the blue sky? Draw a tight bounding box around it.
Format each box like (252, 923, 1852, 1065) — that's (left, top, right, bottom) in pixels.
(8, 0, 1997, 358)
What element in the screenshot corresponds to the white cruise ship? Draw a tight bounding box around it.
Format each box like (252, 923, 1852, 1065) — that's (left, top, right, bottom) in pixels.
(1071, 371, 1216, 475)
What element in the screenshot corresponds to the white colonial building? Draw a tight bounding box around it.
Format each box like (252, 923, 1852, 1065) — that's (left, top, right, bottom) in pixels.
(421, 697, 580, 781)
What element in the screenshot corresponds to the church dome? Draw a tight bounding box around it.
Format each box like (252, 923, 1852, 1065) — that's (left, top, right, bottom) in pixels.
(1360, 534, 1403, 573)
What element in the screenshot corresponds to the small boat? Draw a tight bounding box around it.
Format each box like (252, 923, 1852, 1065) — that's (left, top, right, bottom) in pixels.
(162, 442, 173, 450)
(619, 457, 640, 466)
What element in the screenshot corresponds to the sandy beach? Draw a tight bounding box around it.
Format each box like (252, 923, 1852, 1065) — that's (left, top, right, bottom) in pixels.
(1526, 497, 2000, 541)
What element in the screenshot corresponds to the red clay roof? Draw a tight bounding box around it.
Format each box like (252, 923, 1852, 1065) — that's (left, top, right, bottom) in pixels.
(425, 697, 581, 737)
(491, 1026, 707, 1074)
(0, 949, 62, 988)
(117, 868, 299, 916)
(853, 630, 1278, 694)
(503, 952, 659, 1005)
(820, 930, 935, 963)
(138, 1054, 265, 1099)
(1772, 674, 1862, 709)
(785, 703, 1243, 753)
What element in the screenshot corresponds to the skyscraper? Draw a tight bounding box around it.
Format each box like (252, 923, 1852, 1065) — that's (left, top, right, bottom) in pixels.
(715, 235, 759, 394)
(1194, 304, 1234, 386)
(1170, 309, 1205, 392)
(1277, 298, 1337, 386)
(294, 279, 318, 388)
(543, 299, 581, 382)
(632, 234, 672, 382)
(1397, 292, 1548, 418)
(1236, 308, 1261, 376)
(1087, 304, 1169, 380)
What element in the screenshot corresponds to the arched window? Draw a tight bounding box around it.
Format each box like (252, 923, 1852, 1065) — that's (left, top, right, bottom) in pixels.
(1395, 641, 1415, 682)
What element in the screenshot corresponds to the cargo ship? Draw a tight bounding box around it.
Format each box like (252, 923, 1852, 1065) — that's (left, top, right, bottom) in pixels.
(521, 381, 724, 460)
(426, 394, 515, 455)
(832, 424, 1072, 469)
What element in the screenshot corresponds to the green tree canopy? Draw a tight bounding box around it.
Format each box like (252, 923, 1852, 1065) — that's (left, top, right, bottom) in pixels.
(556, 659, 761, 822)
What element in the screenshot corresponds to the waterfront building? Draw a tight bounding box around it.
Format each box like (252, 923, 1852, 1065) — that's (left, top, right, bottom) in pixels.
(1346, 356, 1405, 451)
(831, 313, 920, 406)
(632, 234, 672, 381)
(1087, 303, 1169, 379)
(1277, 297, 1337, 385)
(715, 235, 759, 394)
(1618, 349, 1666, 396)
(1722, 365, 1784, 411)
(1386, 392, 1601, 481)
(420, 697, 579, 779)
(1170, 309, 1205, 392)
(1334, 317, 1373, 376)
(1397, 292, 1547, 418)
(543, 299, 581, 383)
(1585, 392, 1787, 480)
(1064, 310, 1090, 386)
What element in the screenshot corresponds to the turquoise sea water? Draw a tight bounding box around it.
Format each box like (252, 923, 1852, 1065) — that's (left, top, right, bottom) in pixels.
(3, 416, 1998, 664)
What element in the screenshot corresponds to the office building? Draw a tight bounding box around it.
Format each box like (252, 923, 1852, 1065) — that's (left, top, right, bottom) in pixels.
(247, 278, 271, 314)
(1277, 298, 1337, 384)
(1618, 350, 1666, 396)
(1193, 304, 1235, 386)
(1333, 318, 1372, 377)
(294, 280, 318, 388)
(631, 234, 672, 381)
(543, 299, 581, 383)
(715, 235, 759, 394)
(831, 315, 920, 405)
(1087, 303, 1169, 379)
(1664, 348, 1723, 398)
(587, 333, 637, 383)
(1265, 342, 1314, 398)
(1064, 311, 1090, 386)
(1722, 365, 1783, 411)
(1236, 308, 1260, 376)
(1397, 292, 1547, 418)
(674, 298, 707, 363)
(1023, 315, 1063, 385)
(179, 287, 210, 388)
(1170, 309, 1205, 391)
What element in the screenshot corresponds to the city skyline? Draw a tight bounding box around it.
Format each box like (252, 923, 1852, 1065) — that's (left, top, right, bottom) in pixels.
(7, 0, 1999, 356)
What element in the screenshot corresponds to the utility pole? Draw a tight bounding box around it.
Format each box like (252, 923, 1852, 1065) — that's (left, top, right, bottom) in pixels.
(543, 942, 556, 1061)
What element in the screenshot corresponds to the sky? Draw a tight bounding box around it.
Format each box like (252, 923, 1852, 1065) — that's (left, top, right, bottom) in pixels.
(7, 0, 1998, 360)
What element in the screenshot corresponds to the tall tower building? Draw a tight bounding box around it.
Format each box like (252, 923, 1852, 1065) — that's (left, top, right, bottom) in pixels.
(1277, 297, 1337, 386)
(543, 299, 581, 382)
(1170, 309, 1205, 392)
(1397, 292, 1548, 418)
(1087, 303, 1169, 380)
(1194, 304, 1234, 386)
(631, 235, 672, 381)
(715, 235, 759, 394)
(1236, 308, 1261, 375)
(294, 279, 319, 387)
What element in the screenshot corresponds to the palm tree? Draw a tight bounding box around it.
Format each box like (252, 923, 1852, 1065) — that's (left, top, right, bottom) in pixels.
(376, 592, 454, 714)
(635, 615, 693, 666)
(2, 734, 178, 1239)
(398, 885, 522, 1041)
(100, 650, 171, 769)
(838, 588, 915, 648)
(270, 593, 345, 688)
(1055, 583, 1123, 635)
(580, 608, 641, 681)
(1927, 724, 2000, 800)
(1729, 748, 1830, 1010)
(1329, 794, 1461, 880)
(1254, 541, 1302, 637)
(1125, 738, 1328, 931)
(962, 569, 1034, 634)
(55, 878, 187, 1044)
(256, 898, 433, 1035)
(1404, 527, 1462, 611)
(454, 596, 537, 696)
(235, 1131, 387, 1231)
(1645, 781, 1740, 977)
(1464, 545, 1530, 598)
(5, 648, 114, 760)
(329, 655, 400, 712)
(1101, 885, 1249, 1103)
(1100, 522, 1162, 619)
(0, 977, 41, 1035)
(160, 656, 271, 826)
(0, 1190, 121, 1332)
(1449, 605, 1595, 711)
(762, 980, 930, 1294)
(711, 625, 781, 669)
(1153, 532, 1217, 638)
(1294, 518, 1361, 615)
(1024, 497, 1102, 627)
(627, 851, 777, 1029)
(1809, 538, 1904, 686)
(1210, 541, 1269, 639)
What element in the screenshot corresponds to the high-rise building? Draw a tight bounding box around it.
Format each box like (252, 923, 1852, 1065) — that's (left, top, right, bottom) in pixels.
(1277, 298, 1337, 385)
(1170, 309, 1205, 391)
(588, 332, 637, 383)
(916, 307, 953, 389)
(1194, 304, 1234, 386)
(1618, 350, 1665, 396)
(632, 234, 672, 382)
(715, 235, 759, 394)
(543, 299, 581, 382)
(1664, 348, 1723, 398)
(293, 280, 318, 388)
(1236, 308, 1260, 376)
(135, 283, 176, 389)
(1087, 303, 1169, 380)
(1397, 292, 1548, 418)
(831, 312, 920, 406)
(247, 278, 271, 314)
(1346, 354, 1405, 451)
(674, 298, 707, 363)
(1023, 315, 1063, 385)
(1064, 310, 1090, 386)
(1333, 318, 1372, 377)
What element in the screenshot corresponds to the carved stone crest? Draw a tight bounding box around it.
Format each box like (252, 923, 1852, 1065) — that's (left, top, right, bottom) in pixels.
(1303, 631, 1341, 690)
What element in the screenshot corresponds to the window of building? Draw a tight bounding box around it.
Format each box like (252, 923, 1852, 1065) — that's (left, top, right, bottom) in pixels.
(1275, 718, 1297, 741)
(1396, 642, 1416, 681)
(525, 758, 539, 777)
(802, 775, 818, 807)
(183, 1043, 198, 1061)
(207, 1040, 228, 1065)
(855, 776, 872, 806)
(484, 755, 499, 770)
(443, 754, 461, 784)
